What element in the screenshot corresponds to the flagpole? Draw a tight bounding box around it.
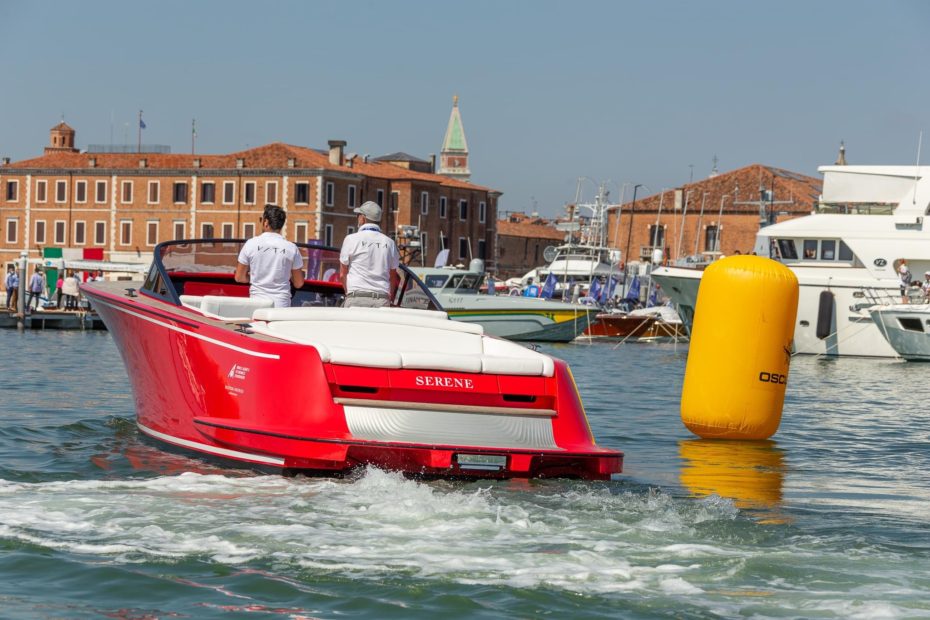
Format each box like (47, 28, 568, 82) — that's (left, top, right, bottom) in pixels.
(137, 109, 143, 153)
(192, 118, 196, 155)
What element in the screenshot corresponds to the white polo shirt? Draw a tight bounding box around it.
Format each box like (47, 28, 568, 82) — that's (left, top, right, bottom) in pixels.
(237, 232, 303, 307)
(339, 224, 400, 294)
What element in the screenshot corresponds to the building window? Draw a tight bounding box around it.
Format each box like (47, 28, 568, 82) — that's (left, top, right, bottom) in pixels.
(478, 239, 487, 259)
(201, 223, 214, 238)
(244, 182, 256, 205)
(459, 200, 468, 221)
(5, 180, 18, 201)
(479, 201, 486, 223)
(54, 221, 66, 245)
(222, 181, 235, 204)
(376, 189, 385, 208)
(458, 236, 469, 260)
(121, 180, 133, 203)
(222, 222, 234, 239)
(295, 182, 309, 204)
(5, 218, 17, 243)
(265, 181, 278, 204)
(119, 220, 132, 246)
(201, 182, 215, 204)
(75, 181, 87, 203)
(95, 180, 107, 204)
(148, 180, 160, 204)
(391, 191, 399, 212)
(295, 222, 308, 244)
(36, 180, 47, 203)
(35, 220, 46, 244)
(704, 225, 719, 252)
(347, 225, 356, 235)
(324, 224, 333, 247)
(325, 182, 335, 207)
(648, 224, 665, 248)
(347, 184, 357, 209)
(173, 221, 185, 240)
(144, 221, 157, 246)
(173, 182, 188, 203)
(74, 221, 86, 246)
(440, 196, 447, 219)
(55, 180, 67, 203)
(421, 192, 429, 216)
(95, 221, 106, 245)
(242, 222, 255, 238)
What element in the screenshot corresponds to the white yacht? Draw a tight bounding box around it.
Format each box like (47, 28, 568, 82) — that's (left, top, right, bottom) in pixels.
(870, 302, 930, 361)
(652, 163, 930, 357)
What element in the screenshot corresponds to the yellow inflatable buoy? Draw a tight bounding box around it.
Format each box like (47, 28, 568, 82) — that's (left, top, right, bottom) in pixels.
(680, 256, 798, 439)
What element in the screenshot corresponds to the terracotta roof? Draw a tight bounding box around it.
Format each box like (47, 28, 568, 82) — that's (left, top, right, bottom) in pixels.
(373, 152, 428, 163)
(51, 121, 74, 132)
(497, 219, 565, 240)
(2, 141, 497, 193)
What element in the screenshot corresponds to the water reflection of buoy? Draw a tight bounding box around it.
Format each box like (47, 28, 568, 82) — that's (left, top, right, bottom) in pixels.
(681, 256, 798, 439)
(679, 439, 787, 523)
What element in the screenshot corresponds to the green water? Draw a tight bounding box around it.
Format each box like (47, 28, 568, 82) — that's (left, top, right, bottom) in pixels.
(1, 330, 929, 619)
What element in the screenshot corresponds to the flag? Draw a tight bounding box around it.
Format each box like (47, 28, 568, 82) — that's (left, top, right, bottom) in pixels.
(648, 283, 659, 306)
(625, 275, 641, 302)
(139, 118, 146, 129)
(434, 248, 450, 268)
(601, 276, 618, 303)
(540, 272, 558, 299)
(588, 277, 602, 302)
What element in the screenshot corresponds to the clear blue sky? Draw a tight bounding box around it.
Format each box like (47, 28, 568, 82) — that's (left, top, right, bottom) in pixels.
(1, 0, 928, 216)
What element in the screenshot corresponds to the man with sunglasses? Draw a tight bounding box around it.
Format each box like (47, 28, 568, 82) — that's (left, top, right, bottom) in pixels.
(235, 205, 305, 307)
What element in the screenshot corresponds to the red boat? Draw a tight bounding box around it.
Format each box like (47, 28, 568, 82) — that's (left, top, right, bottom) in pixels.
(82, 240, 622, 480)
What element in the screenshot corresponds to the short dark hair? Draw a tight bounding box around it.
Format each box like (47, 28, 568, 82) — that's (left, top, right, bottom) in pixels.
(263, 204, 287, 231)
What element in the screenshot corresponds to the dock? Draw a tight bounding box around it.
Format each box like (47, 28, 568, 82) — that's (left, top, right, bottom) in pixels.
(1, 310, 106, 331)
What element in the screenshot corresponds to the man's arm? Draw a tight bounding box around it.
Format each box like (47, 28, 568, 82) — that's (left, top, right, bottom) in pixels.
(234, 262, 250, 284)
(338, 264, 349, 292)
(390, 268, 400, 299)
(290, 269, 305, 289)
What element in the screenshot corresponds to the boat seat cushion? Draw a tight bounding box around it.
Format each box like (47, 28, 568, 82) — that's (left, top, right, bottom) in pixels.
(201, 295, 273, 320)
(179, 295, 204, 310)
(252, 306, 473, 334)
(248, 318, 553, 376)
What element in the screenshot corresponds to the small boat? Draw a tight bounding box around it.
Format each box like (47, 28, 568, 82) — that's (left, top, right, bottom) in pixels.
(413, 266, 596, 342)
(82, 239, 622, 479)
(583, 305, 687, 342)
(869, 302, 930, 361)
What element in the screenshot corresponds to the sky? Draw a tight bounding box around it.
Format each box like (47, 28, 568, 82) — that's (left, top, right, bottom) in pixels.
(1, 0, 929, 216)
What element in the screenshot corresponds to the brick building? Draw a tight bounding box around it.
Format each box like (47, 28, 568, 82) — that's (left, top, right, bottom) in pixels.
(495, 212, 566, 278)
(605, 164, 822, 264)
(1, 120, 500, 272)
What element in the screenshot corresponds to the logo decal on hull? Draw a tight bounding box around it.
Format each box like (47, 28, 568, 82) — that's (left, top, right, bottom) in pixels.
(414, 375, 475, 389)
(228, 364, 250, 380)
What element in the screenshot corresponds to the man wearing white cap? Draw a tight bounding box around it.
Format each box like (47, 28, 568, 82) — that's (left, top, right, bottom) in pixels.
(339, 201, 400, 308)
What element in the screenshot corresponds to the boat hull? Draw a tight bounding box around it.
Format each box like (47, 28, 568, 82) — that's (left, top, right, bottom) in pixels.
(447, 308, 594, 342)
(870, 304, 930, 360)
(84, 286, 621, 479)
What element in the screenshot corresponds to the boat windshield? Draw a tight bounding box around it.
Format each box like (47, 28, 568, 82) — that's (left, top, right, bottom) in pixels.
(143, 239, 442, 312)
(448, 273, 482, 292)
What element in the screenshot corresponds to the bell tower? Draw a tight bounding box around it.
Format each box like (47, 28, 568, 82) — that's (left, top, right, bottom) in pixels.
(46, 121, 78, 154)
(439, 95, 471, 182)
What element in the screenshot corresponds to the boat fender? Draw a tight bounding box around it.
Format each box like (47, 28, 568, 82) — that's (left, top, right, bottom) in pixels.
(815, 291, 834, 340)
(680, 256, 798, 440)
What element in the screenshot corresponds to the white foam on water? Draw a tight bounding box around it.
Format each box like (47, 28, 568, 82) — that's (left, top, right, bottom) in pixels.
(0, 468, 926, 617)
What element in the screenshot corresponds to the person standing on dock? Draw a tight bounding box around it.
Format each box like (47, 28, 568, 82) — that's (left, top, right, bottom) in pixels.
(5, 266, 18, 310)
(26, 267, 45, 313)
(339, 201, 400, 308)
(235, 205, 305, 308)
(62, 271, 81, 310)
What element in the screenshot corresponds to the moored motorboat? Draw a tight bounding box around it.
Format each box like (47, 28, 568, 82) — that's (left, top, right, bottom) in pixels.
(869, 302, 930, 361)
(82, 240, 622, 479)
(582, 305, 687, 341)
(413, 266, 596, 342)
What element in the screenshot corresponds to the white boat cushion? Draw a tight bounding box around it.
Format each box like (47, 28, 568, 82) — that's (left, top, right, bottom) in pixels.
(252, 306, 478, 334)
(248, 318, 553, 377)
(179, 295, 204, 310)
(200, 295, 273, 320)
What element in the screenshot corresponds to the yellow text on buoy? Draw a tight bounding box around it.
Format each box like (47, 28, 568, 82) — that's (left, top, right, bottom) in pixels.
(680, 256, 798, 440)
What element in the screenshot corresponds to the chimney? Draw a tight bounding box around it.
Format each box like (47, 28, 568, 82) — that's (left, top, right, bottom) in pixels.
(328, 140, 347, 166)
(429, 153, 436, 173)
(236, 157, 245, 169)
(193, 158, 201, 169)
(346, 153, 356, 169)
(287, 157, 296, 168)
(88, 157, 96, 168)
(138, 158, 147, 169)
(1, 157, 10, 166)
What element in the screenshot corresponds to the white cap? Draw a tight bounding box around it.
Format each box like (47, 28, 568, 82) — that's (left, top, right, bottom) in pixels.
(354, 201, 382, 222)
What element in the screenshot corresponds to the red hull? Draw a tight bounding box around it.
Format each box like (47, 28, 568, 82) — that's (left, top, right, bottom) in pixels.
(84, 284, 622, 480)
